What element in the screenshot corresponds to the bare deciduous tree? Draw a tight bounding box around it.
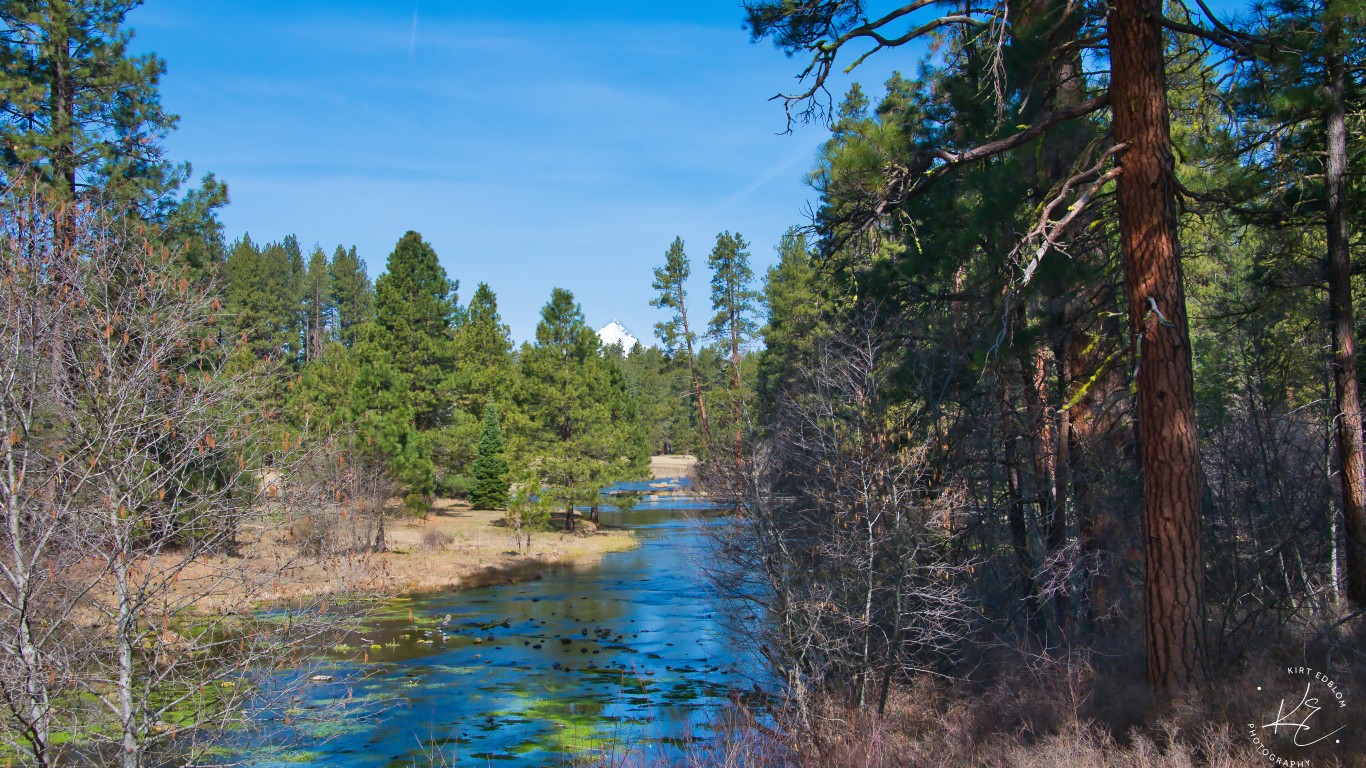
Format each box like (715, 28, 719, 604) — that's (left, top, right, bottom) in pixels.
(708, 310, 975, 742)
(0, 188, 348, 768)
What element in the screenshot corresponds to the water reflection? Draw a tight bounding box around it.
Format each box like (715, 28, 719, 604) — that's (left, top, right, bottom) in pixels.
(248, 487, 751, 767)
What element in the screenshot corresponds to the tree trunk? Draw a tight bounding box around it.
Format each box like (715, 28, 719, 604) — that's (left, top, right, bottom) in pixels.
(1323, 8, 1366, 605)
(1067, 283, 1129, 635)
(730, 315, 743, 467)
(116, 556, 140, 768)
(1006, 433, 1044, 635)
(1012, 0, 1088, 638)
(1109, 0, 1206, 694)
(1028, 344, 1069, 635)
(677, 285, 715, 456)
(1049, 345, 1071, 633)
(50, 19, 77, 248)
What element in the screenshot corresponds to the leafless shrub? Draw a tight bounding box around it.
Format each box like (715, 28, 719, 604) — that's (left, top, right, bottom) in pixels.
(655, 644, 1361, 768)
(288, 444, 398, 558)
(1203, 399, 1340, 654)
(421, 529, 454, 551)
(706, 310, 978, 732)
(0, 187, 349, 767)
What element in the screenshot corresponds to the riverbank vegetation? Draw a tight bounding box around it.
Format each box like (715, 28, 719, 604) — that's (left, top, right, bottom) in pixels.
(4, 0, 1366, 765)
(0, 2, 743, 764)
(682, 0, 1366, 766)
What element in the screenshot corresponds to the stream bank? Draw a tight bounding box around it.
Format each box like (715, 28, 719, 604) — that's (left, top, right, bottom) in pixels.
(176, 456, 700, 613)
(239, 473, 751, 767)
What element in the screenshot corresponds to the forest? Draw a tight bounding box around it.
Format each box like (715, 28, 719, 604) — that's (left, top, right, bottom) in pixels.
(1, 0, 1365, 766)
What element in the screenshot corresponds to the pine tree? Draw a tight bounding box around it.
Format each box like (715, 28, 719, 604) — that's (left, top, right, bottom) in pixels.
(758, 228, 824, 408)
(222, 235, 267, 356)
(470, 404, 509, 510)
(352, 331, 434, 511)
(1319, 0, 1366, 606)
(301, 245, 331, 363)
(617, 344, 695, 455)
(161, 173, 229, 278)
(371, 231, 459, 431)
(707, 230, 761, 466)
(259, 236, 305, 364)
(329, 245, 372, 348)
(452, 282, 514, 415)
(1220, 0, 1366, 606)
(0, 0, 178, 214)
(651, 236, 713, 456)
(516, 288, 646, 531)
(746, 0, 1213, 694)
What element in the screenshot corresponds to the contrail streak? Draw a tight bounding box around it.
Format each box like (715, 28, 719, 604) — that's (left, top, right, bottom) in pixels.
(409, 1, 419, 60)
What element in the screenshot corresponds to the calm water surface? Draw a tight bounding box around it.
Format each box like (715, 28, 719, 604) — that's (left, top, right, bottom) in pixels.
(251, 485, 754, 767)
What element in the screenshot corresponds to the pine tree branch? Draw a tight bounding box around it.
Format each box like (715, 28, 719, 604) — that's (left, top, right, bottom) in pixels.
(828, 93, 1111, 251)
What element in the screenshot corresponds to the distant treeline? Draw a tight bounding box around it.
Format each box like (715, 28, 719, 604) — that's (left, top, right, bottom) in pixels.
(214, 226, 777, 514)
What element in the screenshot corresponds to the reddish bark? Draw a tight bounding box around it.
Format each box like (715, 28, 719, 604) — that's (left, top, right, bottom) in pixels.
(1323, 10, 1366, 605)
(1109, 0, 1206, 693)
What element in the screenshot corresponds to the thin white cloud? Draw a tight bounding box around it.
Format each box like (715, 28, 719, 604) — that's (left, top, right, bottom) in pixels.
(408, 2, 418, 60)
(710, 143, 815, 216)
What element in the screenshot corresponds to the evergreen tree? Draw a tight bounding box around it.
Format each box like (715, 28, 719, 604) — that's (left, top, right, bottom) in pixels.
(515, 288, 646, 531)
(329, 244, 372, 348)
(0, 0, 178, 213)
(351, 335, 433, 510)
(0, 2, 227, 289)
(618, 344, 697, 455)
(470, 404, 509, 510)
(758, 228, 825, 408)
(707, 230, 761, 466)
(452, 281, 514, 415)
(161, 173, 229, 278)
(287, 342, 360, 434)
(258, 236, 305, 364)
(222, 235, 265, 354)
(301, 245, 331, 363)
(651, 236, 713, 456)
(745, 0, 1217, 694)
(371, 231, 459, 431)
(1215, 0, 1366, 605)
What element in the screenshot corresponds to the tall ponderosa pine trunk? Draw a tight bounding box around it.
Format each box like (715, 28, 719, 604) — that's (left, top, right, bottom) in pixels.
(47, 5, 78, 253)
(1323, 8, 1366, 605)
(675, 281, 714, 456)
(1109, 0, 1206, 693)
(729, 317, 743, 467)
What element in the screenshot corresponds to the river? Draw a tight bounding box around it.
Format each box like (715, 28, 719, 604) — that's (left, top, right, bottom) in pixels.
(246, 483, 754, 767)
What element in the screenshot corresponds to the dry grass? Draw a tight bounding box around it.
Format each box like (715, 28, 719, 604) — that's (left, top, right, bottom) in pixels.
(169, 498, 637, 612)
(777, 668, 1263, 768)
(635, 631, 1366, 768)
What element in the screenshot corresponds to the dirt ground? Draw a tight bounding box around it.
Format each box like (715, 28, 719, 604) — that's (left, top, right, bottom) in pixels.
(171, 457, 699, 612)
(173, 500, 637, 612)
(649, 453, 697, 479)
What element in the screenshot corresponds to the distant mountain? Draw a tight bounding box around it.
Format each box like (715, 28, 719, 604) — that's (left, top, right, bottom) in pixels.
(597, 319, 640, 350)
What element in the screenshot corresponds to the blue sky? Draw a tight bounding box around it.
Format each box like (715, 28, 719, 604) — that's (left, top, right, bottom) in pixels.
(127, 1, 905, 343)
(128, 2, 1254, 344)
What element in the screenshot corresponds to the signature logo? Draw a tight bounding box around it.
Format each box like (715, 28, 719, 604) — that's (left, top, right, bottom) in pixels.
(1247, 666, 1349, 766)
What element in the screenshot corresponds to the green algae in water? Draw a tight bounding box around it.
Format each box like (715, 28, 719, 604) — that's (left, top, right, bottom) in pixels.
(227, 494, 750, 766)
(301, 718, 367, 740)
